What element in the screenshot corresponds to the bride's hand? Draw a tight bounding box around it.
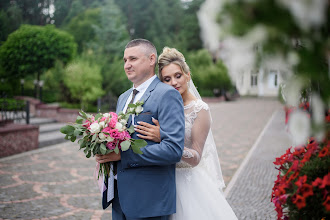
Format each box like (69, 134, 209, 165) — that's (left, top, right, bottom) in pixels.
(134, 118, 161, 143)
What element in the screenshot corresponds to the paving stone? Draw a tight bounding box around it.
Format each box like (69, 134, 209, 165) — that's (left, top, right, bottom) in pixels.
(0, 97, 286, 220)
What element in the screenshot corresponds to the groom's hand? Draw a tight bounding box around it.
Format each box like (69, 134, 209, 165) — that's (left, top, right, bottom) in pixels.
(95, 151, 121, 163)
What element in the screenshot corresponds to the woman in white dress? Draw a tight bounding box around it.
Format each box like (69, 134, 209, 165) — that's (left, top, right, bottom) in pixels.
(134, 47, 238, 220)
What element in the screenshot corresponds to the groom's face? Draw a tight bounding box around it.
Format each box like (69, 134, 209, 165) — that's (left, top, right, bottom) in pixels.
(123, 45, 154, 87)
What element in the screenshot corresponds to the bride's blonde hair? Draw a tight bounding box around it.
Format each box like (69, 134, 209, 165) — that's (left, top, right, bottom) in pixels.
(158, 47, 190, 81)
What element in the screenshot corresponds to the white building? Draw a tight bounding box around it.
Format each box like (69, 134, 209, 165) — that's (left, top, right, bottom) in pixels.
(236, 68, 285, 97)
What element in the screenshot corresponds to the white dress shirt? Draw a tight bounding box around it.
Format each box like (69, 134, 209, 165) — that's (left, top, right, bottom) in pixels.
(122, 75, 157, 124)
(107, 75, 157, 200)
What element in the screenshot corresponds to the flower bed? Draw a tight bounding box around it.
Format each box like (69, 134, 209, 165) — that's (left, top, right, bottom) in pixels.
(271, 136, 330, 219)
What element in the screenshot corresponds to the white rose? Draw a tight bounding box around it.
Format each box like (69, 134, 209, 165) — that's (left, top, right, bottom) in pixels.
(106, 136, 114, 142)
(128, 107, 135, 113)
(89, 123, 101, 134)
(135, 106, 143, 114)
(99, 121, 105, 129)
(103, 113, 110, 118)
(115, 122, 123, 131)
(120, 119, 127, 125)
(99, 133, 106, 141)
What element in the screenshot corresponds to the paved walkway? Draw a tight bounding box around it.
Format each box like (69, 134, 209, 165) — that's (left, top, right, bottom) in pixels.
(0, 97, 287, 219)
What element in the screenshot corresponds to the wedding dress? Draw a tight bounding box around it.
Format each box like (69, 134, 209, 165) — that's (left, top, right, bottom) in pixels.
(170, 98, 238, 220)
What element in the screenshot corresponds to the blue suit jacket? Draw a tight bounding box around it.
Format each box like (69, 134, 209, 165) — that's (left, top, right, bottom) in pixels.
(103, 77, 185, 218)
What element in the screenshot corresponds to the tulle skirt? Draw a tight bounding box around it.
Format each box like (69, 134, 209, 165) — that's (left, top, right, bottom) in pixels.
(170, 166, 238, 220)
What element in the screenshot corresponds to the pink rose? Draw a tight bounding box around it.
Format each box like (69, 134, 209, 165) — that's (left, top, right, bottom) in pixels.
(106, 141, 117, 150)
(109, 112, 118, 128)
(83, 120, 91, 128)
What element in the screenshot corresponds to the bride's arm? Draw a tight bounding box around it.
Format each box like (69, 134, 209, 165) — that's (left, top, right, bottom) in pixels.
(182, 108, 210, 167)
(135, 109, 211, 167)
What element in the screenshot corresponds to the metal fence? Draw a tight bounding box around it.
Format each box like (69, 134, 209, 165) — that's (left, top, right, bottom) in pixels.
(0, 98, 30, 124)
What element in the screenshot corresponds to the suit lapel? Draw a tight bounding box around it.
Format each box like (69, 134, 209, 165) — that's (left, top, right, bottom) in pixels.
(117, 88, 133, 113)
(126, 77, 160, 127)
(138, 77, 160, 103)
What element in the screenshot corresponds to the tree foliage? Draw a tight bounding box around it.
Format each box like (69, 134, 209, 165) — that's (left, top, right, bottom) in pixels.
(64, 8, 101, 53)
(87, 0, 130, 58)
(187, 49, 232, 96)
(114, 0, 204, 51)
(0, 24, 77, 79)
(62, 58, 105, 110)
(0, 0, 53, 26)
(0, 4, 23, 44)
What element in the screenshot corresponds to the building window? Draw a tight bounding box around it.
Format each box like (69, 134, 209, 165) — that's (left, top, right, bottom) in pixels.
(274, 74, 278, 86)
(268, 70, 278, 88)
(251, 74, 258, 87)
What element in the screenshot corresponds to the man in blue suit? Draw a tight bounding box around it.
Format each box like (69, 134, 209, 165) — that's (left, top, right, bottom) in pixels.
(95, 39, 185, 220)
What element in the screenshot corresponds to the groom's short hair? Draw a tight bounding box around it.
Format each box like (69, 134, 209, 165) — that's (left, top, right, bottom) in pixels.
(125, 39, 158, 60)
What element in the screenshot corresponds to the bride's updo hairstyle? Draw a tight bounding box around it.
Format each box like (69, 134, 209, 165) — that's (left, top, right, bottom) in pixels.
(158, 47, 190, 81)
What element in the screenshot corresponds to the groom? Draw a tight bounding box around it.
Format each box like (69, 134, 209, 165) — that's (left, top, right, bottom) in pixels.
(95, 39, 185, 220)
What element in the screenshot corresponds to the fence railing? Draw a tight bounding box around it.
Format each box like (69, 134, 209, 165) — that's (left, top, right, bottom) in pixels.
(0, 99, 30, 124)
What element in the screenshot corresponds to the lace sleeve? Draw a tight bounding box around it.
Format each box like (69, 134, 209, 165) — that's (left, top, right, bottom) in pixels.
(182, 107, 211, 167)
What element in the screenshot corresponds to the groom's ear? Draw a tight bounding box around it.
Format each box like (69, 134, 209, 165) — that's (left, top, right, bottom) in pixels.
(149, 53, 156, 67)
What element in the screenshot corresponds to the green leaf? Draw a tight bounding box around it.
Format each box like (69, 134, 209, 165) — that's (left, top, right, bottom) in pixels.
(131, 144, 143, 154)
(79, 110, 87, 118)
(70, 135, 76, 142)
(133, 139, 148, 148)
(127, 125, 135, 134)
(76, 117, 84, 124)
(86, 150, 91, 158)
(131, 139, 147, 154)
(92, 133, 97, 142)
(120, 140, 131, 151)
(60, 125, 75, 135)
(73, 129, 82, 136)
(95, 113, 102, 121)
(79, 140, 86, 149)
(114, 146, 119, 154)
(100, 143, 107, 155)
(91, 142, 96, 151)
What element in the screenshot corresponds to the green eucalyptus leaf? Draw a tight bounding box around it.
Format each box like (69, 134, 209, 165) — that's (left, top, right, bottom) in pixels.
(76, 118, 84, 124)
(120, 140, 131, 151)
(95, 113, 102, 121)
(73, 129, 82, 136)
(79, 110, 87, 118)
(100, 143, 107, 155)
(70, 136, 76, 142)
(91, 142, 96, 151)
(92, 133, 97, 142)
(86, 150, 91, 158)
(133, 139, 148, 148)
(60, 125, 75, 135)
(127, 125, 135, 134)
(131, 144, 143, 154)
(114, 146, 119, 154)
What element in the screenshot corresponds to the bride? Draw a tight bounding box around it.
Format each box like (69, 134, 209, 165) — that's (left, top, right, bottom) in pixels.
(134, 47, 238, 220)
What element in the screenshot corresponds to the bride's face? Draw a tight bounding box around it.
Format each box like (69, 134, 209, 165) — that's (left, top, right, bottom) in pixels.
(161, 63, 190, 95)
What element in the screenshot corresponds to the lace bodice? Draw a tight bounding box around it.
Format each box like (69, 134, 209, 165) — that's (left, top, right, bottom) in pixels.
(177, 99, 210, 168)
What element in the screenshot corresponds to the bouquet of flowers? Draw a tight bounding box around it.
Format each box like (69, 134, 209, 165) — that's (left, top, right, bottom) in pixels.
(271, 136, 330, 220)
(60, 101, 147, 178)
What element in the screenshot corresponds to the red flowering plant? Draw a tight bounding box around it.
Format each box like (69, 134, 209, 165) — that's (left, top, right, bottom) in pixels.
(271, 134, 330, 220)
(284, 101, 310, 125)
